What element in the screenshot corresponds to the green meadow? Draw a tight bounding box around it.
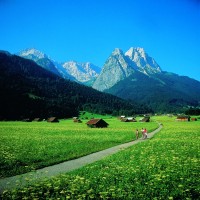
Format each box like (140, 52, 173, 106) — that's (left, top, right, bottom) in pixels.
(0, 116, 158, 178)
(1, 115, 200, 199)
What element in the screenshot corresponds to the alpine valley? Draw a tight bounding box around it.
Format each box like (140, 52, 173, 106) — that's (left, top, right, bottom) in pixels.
(0, 47, 200, 120)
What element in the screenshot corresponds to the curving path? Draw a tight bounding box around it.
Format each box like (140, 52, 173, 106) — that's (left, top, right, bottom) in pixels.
(0, 124, 162, 194)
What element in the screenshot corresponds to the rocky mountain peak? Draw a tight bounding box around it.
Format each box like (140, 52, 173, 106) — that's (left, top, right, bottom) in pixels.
(93, 47, 163, 91)
(125, 47, 146, 61)
(92, 48, 135, 91)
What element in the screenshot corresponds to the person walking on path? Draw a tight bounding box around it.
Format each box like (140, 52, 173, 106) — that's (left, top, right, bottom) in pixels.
(135, 129, 139, 140)
(143, 128, 148, 139)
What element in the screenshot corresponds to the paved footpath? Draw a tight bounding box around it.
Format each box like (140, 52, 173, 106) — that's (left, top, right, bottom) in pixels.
(0, 125, 162, 194)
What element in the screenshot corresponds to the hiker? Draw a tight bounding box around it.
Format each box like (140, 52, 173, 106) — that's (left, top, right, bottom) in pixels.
(143, 128, 148, 139)
(135, 129, 139, 140)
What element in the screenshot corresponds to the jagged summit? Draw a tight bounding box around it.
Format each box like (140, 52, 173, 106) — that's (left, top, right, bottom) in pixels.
(112, 48, 124, 55)
(125, 47, 145, 59)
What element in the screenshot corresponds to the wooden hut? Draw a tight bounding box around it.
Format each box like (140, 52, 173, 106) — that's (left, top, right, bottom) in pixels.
(86, 118, 109, 128)
(140, 116, 150, 122)
(176, 116, 190, 122)
(47, 117, 59, 123)
(121, 117, 137, 122)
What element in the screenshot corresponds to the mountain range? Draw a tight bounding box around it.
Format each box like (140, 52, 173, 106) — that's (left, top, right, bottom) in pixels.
(0, 51, 147, 120)
(19, 47, 200, 113)
(1, 47, 200, 118)
(18, 48, 100, 85)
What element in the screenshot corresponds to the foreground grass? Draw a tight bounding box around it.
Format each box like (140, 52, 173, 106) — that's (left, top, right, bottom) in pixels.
(0, 118, 158, 177)
(1, 117, 200, 199)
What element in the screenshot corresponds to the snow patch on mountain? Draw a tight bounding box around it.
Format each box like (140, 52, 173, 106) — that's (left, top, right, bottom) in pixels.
(125, 47, 161, 75)
(62, 61, 100, 83)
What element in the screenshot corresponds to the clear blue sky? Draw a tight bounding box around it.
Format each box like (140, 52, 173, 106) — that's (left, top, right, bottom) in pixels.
(1, 0, 200, 81)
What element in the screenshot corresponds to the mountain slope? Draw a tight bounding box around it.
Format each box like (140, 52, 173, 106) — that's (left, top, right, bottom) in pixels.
(0, 51, 150, 120)
(18, 48, 62, 77)
(106, 71, 200, 112)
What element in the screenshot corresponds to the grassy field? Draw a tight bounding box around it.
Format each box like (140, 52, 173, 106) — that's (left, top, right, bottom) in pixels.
(1, 116, 200, 199)
(0, 116, 158, 178)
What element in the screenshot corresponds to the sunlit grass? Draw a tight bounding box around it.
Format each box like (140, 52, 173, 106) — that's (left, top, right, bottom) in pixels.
(1, 116, 200, 199)
(0, 118, 158, 177)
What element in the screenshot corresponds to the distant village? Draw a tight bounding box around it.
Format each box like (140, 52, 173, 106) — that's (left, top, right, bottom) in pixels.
(21, 113, 198, 129)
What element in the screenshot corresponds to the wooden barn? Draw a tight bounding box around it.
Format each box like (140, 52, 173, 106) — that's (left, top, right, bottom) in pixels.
(86, 118, 109, 128)
(176, 116, 190, 122)
(47, 117, 59, 123)
(140, 116, 150, 122)
(121, 117, 137, 122)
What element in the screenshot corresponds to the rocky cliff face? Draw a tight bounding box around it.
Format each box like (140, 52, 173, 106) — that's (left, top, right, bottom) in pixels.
(92, 47, 161, 91)
(92, 48, 136, 91)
